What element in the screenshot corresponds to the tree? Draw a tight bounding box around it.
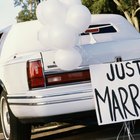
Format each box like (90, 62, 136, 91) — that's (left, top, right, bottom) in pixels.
(82, 0, 119, 14)
(14, 0, 41, 22)
(14, 0, 140, 31)
(113, 0, 140, 31)
(82, 0, 140, 32)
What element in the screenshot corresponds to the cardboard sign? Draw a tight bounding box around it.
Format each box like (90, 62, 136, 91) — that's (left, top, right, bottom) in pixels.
(90, 59, 140, 125)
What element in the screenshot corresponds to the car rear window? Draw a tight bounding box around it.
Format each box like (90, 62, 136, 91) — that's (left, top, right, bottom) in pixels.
(81, 24, 117, 36)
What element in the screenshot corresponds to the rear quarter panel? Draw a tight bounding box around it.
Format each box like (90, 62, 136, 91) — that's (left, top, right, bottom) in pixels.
(0, 52, 42, 94)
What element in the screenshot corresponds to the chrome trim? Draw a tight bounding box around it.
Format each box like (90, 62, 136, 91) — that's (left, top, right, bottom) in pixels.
(27, 58, 46, 88)
(7, 89, 93, 99)
(40, 52, 47, 88)
(44, 66, 89, 75)
(8, 95, 93, 106)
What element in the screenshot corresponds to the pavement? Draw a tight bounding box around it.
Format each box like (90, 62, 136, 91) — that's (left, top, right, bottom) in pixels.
(1, 121, 140, 140)
(32, 121, 140, 140)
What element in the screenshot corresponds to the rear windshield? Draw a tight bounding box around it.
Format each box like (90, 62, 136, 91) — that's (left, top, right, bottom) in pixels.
(81, 24, 117, 36)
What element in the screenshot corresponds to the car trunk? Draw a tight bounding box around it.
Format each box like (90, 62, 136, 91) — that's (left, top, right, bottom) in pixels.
(42, 38, 140, 71)
(40, 38, 140, 88)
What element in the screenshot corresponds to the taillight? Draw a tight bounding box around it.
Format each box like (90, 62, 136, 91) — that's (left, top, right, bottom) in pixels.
(46, 70, 90, 86)
(27, 60, 45, 89)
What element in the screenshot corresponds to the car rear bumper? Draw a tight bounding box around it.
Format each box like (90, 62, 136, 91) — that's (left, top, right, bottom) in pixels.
(7, 83, 95, 119)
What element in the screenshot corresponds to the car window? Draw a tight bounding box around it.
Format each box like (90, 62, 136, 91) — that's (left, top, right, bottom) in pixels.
(81, 24, 117, 36)
(0, 27, 11, 57)
(0, 33, 4, 55)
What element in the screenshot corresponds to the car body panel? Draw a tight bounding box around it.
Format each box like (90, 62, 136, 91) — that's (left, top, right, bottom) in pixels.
(0, 14, 140, 120)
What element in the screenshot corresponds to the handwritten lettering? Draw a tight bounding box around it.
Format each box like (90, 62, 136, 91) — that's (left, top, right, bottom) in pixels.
(90, 59, 140, 125)
(95, 84, 139, 124)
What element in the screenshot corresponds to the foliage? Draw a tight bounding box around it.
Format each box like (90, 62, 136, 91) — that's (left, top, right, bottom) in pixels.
(113, 0, 140, 31)
(14, 0, 40, 22)
(82, 0, 119, 14)
(82, 0, 140, 31)
(14, 0, 140, 31)
(115, 0, 138, 13)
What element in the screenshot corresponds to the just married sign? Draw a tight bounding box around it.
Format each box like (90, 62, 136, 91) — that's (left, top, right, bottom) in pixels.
(90, 59, 140, 125)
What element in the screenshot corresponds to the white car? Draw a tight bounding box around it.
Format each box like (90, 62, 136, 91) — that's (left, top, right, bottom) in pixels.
(0, 14, 140, 140)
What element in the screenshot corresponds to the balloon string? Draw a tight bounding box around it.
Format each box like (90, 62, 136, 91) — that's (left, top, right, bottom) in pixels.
(78, 34, 82, 48)
(116, 121, 135, 140)
(116, 123, 125, 140)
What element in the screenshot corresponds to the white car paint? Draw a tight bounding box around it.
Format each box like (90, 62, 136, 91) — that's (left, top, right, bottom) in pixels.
(0, 14, 140, 120)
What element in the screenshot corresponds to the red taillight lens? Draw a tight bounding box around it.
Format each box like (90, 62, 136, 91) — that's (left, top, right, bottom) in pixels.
(27, 60, 45, 89)
(46, 70, 90, 86)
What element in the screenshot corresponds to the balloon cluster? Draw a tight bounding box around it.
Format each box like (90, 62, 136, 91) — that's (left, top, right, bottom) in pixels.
(36, 0, 91, 70)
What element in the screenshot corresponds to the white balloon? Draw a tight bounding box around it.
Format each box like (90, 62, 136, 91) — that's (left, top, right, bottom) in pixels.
(38, 26, 51, 48)
(59, 0, 82, 7)
(42, 0, 67, 25)
(49, 24, 79, 49)
(55, 49, 82, 70)
(66, 5, 91, 33)
(36, 1, 47, 25)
